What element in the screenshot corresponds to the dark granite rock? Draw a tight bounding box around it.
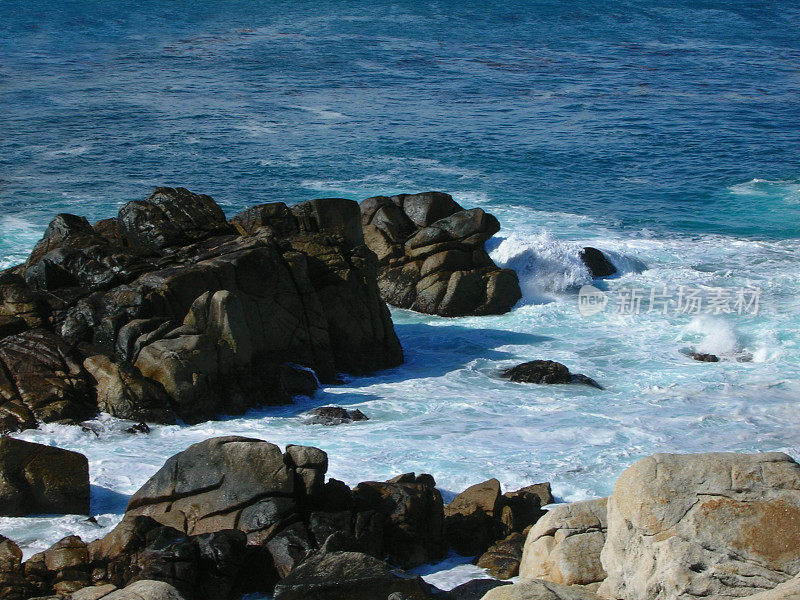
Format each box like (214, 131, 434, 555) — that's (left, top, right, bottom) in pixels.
(0, 437, 89, 516)
(303, 406, 369, 426)
(580, 247, 617, 278)
(502, 361, 603, 389)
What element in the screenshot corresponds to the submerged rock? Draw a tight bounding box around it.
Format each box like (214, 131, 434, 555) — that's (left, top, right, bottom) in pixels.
(0, 187, 403, 431)
(501, 361, 602, 389)
(0, 437, 89, 516)
(303, 406, 369, 425)
(360, 192, 521, 316)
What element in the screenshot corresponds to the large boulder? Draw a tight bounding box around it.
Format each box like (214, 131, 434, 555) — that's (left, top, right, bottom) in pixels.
(0, 436, 89, 516)
(360, 192, 521, 316)
(477, 531, 527, 580)
(0, 189, 402, 431)
(89, 580, 187, 600)
(519, 498, 607, 587)
(579, 248, 616, 278)
(598, 452, 800, 600)
(272, 550, 440, 600)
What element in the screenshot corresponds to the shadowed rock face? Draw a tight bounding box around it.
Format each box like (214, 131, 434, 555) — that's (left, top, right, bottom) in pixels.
(360, 192, 521, 317)
(0, 436, 90, 516)
(0, 188, 402, 430)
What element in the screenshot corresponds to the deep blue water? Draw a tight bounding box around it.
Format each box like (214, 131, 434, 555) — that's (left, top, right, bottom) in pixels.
(2, 0, 800, 255)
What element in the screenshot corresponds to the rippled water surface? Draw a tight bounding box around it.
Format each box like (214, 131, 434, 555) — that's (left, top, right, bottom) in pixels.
(1, 1, 800, 587)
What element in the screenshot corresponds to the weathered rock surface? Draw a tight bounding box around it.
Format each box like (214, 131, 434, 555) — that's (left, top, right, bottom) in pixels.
(273, 550, 440, 600)
(303, 405, 369, 425)
(692, 352, 719, 362)
(0, 187, 403, 431)
(0, 436, 89, 516)
(449, 579, 511, 600)
(480, 578, 601, 600)
(84, 580, 187, 600)
(501, 361, 602, 390)
(519, 498, 607, 586)
(360, 192, 521, 316)
(445, 479, 545, 557)
(598, 452, 800, 600)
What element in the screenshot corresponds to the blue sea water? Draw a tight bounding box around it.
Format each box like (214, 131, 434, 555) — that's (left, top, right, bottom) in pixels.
(2, 0, 800, 588)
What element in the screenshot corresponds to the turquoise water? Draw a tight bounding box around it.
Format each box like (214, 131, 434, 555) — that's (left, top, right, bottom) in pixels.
(2, 1, 800, 587)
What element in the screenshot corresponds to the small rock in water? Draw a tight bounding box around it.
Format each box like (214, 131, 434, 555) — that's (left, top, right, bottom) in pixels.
(125, 422, 151, 434)
(692, 352, 719, 362)
(502, 360, 603, 389)
(304, 406, 369, 426)
(580, 246, 617, 277)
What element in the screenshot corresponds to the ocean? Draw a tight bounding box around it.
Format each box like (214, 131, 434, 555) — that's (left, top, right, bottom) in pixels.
(2, 0, 800, 590)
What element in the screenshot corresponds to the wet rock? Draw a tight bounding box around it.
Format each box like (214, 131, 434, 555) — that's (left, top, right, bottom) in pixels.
(272, 550, 440, 600)
(691, 352, 719, 362)
(118, 187, 232, 252)
(501, 361, 602, 389)
(0, 436, 89, 516)
(124, 422, 150, 434)
(360, 192, 521, 316)
(579, 247, 616, 278)
(25, 213, 108, 269)
(520, 498, 608, 586)
(0, 329, 96, 432)
(230, 202, 298, 238)
(477, 531, 527, 579)
(303, 406, 369, 425)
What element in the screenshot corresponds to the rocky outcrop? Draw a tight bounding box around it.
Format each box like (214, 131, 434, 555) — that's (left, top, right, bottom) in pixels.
(519, 498, 607, 587)
(360, 192, 521, 316)
(444, 479, 545, 558)
(598, 452, 800, 600)
(0, 436, 89, 516)
(73, 580, 187, 600)
(0, 187, 403, 431)
(501, 361, 602, 390)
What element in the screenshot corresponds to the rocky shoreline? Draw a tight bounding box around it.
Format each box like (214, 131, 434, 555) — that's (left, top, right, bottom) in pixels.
(1, 188, 788, 600)
(3, 437, 800, 600)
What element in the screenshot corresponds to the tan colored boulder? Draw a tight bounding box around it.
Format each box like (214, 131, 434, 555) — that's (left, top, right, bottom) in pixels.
(100, 579, 186, 600)
(480, 578, 601, 600)
(519, 498, 607, 586)
(599, 452, 800, 600)
(83, 355, 175, 423)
